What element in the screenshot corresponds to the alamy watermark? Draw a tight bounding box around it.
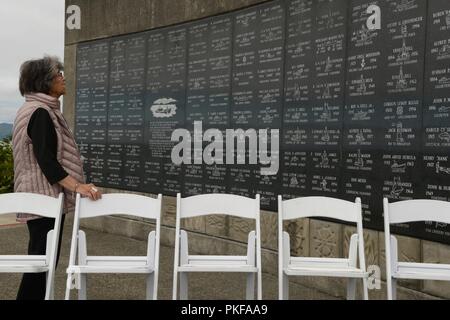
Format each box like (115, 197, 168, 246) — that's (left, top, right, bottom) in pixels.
(66, 5, 81, 30)
(367, 265, 381, 290)
(171, 121, 279, 176)
(366, 5, 381, 30)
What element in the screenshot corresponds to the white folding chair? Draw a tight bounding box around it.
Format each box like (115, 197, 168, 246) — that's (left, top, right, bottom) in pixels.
(278, 196, 369, 300)
(383, 198, 450, 300)
(65, 193, 162, 300)
(0, 192, 64, 300)
(173, 193, 262, 300)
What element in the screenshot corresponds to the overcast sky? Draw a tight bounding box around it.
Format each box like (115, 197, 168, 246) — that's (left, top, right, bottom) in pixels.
(0, 0, 65, 124)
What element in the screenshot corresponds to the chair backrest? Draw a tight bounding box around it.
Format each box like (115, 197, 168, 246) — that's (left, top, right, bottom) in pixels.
(177, 193, 260, 219)
(278, 196, 361, 223)
(381, 198, 450, 300)
(0, 192, 64, 300)
(76, 193, 162, 220)
(383, 198, 450, 270)
(68, 193, 162, 268)
(278, 196, 365, 268)
(383, 198, 450, 225)
(173, 193, 262, 299)
(0, 192, 64, 219)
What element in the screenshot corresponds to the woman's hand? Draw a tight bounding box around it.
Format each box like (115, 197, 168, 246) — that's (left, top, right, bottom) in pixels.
(58, 175, 102, 201)
(76, 183, 102, 201)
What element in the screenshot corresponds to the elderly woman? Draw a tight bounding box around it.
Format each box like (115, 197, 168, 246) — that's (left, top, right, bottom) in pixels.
(12, 56, 101, 300)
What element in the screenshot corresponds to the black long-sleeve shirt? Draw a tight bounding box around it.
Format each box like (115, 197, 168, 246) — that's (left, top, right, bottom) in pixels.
(27, 108, 69, 185)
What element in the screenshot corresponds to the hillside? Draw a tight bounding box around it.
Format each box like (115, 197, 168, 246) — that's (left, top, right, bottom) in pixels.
(0, 123, 13, 140)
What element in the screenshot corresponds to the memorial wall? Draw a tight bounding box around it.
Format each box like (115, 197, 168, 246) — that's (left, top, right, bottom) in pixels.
(74, 0, 450, 243)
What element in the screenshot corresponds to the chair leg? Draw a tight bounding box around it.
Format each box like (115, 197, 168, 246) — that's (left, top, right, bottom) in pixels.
(77, 230, 87, 300)
(65, 274, 74, 300)
(391, 278, 397, 300)
(362, 277, 369, 300)
(172, 271, 178, 300)
(278, 271, 283, 300)
(386, 275, 392, 300)
(44, 230, 55, 300)
(257, 270, 262, 300)
(282, 273, 289, 300)
(146, 274, 155, 300)
(246, 273, 255, 300)
(153, 270, 159, 300)
(44, 272, 54, 300)
(180, 272, 188, 300)
(45, 272, 49, 300)
(78, 274, 87, 300)
(50, 280, 55, 300)
(386, 276, 398, 300)
(346, 278, 357, 300)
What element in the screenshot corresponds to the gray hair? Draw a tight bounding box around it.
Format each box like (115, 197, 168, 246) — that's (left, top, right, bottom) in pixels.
(19, 56, 64, 96)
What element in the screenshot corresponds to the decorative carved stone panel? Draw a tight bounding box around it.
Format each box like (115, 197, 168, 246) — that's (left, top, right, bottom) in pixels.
(188, 231, 229, 255)
(422, 241, 450, 299)
(283, 218, 310, 257)
(162, 195, 177, 227)
(343, 226, 379, 268)
(223, 238, 248, 256)
(182, 216, 206, 233)
(206, 215, 228, 237)
(261, 211, 278, 251)
(310, 219, 342, 258)
(229, 216, 255, 243)
(262, 249, 277, 275)
(379, 232, 421, 290)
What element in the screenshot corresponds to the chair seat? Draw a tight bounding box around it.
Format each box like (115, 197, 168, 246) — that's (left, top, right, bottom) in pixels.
(67, 256, 154, 274)
(0, 255, 48, 273)
(284, 257, 368, 278)
(178, 255, 257, 273)
(394, 262, 450, 281)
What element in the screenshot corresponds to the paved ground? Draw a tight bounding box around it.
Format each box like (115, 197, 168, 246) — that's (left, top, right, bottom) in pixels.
(0, 214, 19, 227)
(0, 219, 338, 300)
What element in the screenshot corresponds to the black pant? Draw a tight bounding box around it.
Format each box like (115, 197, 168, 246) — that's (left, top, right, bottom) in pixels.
(16, 215, 65, 300)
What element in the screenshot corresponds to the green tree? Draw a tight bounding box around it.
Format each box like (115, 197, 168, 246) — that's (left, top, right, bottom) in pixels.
(0, 136, 14, 193)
